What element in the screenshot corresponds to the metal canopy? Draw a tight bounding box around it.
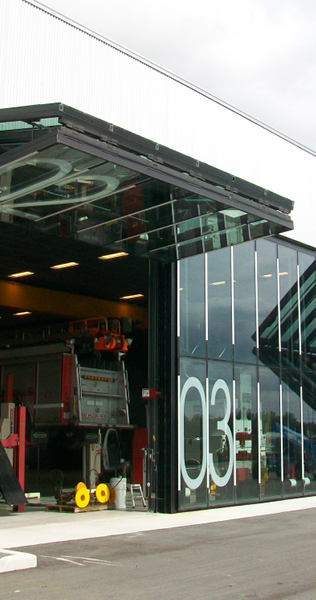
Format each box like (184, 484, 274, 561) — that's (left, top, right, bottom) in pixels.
(0, 103, 294, 263)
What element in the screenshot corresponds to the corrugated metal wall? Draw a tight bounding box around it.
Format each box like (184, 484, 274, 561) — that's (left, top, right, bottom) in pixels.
(0, 0, 315, 247)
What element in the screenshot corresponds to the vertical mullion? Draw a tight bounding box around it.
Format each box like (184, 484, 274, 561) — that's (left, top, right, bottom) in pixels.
(177, 258, 181, 493)
(277, 254, 284, 487)
(257, 380, 261, 486)
(233, 378, 236, 487)
(300, 386, 305, 483)
(297, 263, 302, 356)
(255, 249, 259, 349)
(206, 376, 210, 490)
(205, 253, 208, 342)
(277, 257, 282, 352)
(280, 383, 284, 483)
(231, 246, 236, 490)
(171, 202, 179, 261)
(231, 246, 235, 346)
(297, 262, 304, 484)
(177, 260, 180, 338)
(255, 247, 261, 491)
(198, 204, 205, 254)
(177, 375, 181, 492)
(205, 252, 209, 492)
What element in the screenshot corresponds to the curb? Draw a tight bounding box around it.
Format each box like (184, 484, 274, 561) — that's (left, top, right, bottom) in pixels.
(0, 549, 37, 574)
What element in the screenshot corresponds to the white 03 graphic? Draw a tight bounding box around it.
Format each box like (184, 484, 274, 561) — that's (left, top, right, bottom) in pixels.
(180, 377, 207, 490)
(209, 378, 233, 487)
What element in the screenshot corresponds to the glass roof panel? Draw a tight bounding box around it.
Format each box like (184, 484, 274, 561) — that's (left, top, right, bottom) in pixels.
(0, 118, 59, 132)
(0, 132, 294, 262)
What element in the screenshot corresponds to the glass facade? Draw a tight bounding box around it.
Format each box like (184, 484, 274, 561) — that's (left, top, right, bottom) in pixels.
(178, 238, 316, 509)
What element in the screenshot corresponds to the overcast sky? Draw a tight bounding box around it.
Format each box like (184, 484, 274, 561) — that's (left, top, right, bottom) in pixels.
(37, 0, 316, 151)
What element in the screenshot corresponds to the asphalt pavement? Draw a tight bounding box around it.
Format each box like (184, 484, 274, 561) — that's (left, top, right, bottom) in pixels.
(1, 496, 316, 598)
(1, 502, 316, 599)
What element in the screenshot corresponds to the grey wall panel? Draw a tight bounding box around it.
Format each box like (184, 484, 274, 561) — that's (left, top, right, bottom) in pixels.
(0, 0, 315, 247)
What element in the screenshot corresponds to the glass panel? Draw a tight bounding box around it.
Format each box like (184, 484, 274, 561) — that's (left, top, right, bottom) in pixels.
(0, 138, 293, 262)
(259, 366, 282, 498)
(179, 254, 206, 358)
(282, 371, 303, 495)
(179, 358, 208, 510)
(0, 118, 59, 132)
(257, 239, 278, 366)
(299, 252, 316, 370)
(0, 145, 105, 205)
(177, 238, 204, 260)
(278, 245, 299, 365)
(302, 374, 316, 495)
(207, 247, 232, 361)
(177, 240, 316, 509)
(235, 364, 259, 502)
(299, 255, 316, 494)
(208, 360, 234, 505)
(249, 219, 272, 239)
(234, 242, 257, 364)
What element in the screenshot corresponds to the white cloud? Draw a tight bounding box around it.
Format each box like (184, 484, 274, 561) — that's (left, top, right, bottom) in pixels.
(36, 0, 316, 149)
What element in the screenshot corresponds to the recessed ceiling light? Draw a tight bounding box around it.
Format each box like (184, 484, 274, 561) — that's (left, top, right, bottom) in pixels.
(279, 271, 288, 276)
(210, 281, 226, 286)
(50, 262, 79, 270)
(9, 271, 34, 278)
(260, 274, 272, 278)
(120, 294, 144, 300)
(99, 252, 129, 260)
(14, 311, 31, 316)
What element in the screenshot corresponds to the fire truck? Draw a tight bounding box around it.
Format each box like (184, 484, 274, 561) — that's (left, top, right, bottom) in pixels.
(0, 317, 131, 433)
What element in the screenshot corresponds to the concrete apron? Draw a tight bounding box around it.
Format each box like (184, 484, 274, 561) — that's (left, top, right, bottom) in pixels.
(2, 496, 316, 573)
(0, 549, 37, 574)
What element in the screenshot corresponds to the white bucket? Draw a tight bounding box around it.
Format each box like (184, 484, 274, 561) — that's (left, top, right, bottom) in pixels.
(110, 477, 127, 509)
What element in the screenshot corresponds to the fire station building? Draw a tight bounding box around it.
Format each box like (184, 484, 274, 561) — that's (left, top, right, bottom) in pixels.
(0, 0, 316, 513)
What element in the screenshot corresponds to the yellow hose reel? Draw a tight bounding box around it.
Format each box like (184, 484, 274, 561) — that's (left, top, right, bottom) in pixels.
(75, 485, 90, 509)
(76, 481, 87, 491)
(74, 482, 112, 508)
(95, 483, 110, 504)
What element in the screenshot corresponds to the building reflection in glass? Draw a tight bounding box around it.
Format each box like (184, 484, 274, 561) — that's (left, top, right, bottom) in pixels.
(178, 237, 316, 509)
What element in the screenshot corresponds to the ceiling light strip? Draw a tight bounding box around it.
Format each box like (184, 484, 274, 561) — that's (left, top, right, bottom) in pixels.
(99, 252, 128, 260)
(50, 262, 79, 270)
(9, 271, 34, 278)
(120, 294, 144, 300)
